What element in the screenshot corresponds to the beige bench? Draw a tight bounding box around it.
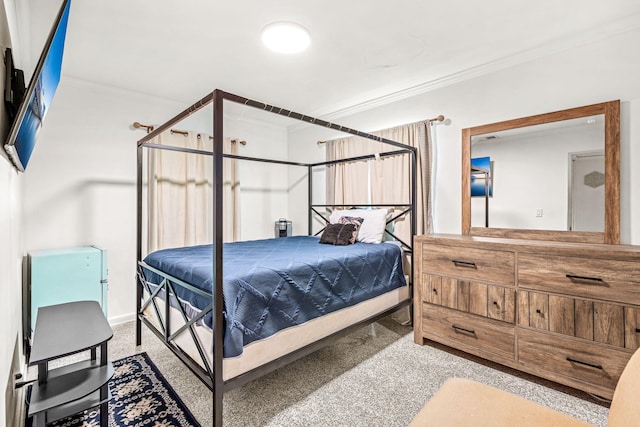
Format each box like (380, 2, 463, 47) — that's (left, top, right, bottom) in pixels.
(409, 347, 640, 427)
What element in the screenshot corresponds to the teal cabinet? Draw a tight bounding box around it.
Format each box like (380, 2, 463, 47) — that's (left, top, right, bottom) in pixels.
(26, 246, 108, 334)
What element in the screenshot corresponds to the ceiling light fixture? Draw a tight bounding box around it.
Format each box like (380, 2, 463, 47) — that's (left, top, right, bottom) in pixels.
(261, 22, 310, 54)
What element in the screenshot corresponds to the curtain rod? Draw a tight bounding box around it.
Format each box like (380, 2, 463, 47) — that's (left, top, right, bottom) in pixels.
(132, 122, 246, 145)
(316, 115, 445, 145)
(133, 121, 154, 132)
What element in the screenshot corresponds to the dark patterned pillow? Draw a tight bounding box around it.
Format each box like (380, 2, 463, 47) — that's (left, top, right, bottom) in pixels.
(319, 223, 357, 245)
(338, 216, 364, 244)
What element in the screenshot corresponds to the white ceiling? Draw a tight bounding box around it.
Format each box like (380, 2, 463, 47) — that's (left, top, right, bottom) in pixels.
(25, 0, 640, 119)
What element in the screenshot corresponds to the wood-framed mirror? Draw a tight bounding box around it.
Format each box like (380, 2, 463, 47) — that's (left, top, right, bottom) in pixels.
(462, 100, 620, 244)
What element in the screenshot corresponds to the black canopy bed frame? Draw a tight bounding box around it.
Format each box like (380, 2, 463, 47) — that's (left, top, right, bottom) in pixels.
(135, 89, 417, 426)
(471, 164, 491, 227)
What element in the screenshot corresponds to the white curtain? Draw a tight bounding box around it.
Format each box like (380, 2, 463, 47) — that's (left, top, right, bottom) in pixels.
(223, 139, 240, 242)
(326, 120, 434, 244)
(147, 132, 240, 252)
(326, 136, 372, 206)
(371, 121, 434, 238)
(326, 121, 433, 325)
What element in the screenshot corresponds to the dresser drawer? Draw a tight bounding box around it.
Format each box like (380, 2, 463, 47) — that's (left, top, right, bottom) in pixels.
(518, 254, 640, 305)
(422, 303, 515, 360)
(625, 307, 640, 350)
(423, 274, 516, 323)
(518, 290, 628, 347)
(422, 245, 515, 285)
(518, 328, 631, 397)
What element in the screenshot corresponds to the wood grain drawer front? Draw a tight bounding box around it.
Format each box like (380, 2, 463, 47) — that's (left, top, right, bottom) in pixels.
(486, 285, 516, 323)
(518, 329, 630, 396)
(422, 274, 443, 305)
(518, 291, 627, 347)
(518, 254, 640, 305)
(422, 245, 515, 285)
(423, 275, 515, 323)
(422, 274, 458, 308)
(624, 307, 640, 350)
(422, 303, 515, 360)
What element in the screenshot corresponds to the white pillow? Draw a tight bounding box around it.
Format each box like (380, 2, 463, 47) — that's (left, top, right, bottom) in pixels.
(329, 209, 388, 244)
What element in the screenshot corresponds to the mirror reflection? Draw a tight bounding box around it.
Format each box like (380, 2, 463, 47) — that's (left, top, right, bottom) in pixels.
(470, 115, 605, 231)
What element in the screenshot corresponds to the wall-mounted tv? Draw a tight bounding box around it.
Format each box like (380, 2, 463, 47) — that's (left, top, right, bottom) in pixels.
(3, 0, 71, 172)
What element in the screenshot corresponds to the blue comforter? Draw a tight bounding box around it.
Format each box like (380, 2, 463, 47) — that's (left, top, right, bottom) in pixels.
(142, 236, 406, 357)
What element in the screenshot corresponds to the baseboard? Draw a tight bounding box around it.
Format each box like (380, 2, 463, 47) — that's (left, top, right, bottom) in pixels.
(108, 312, 136, 326)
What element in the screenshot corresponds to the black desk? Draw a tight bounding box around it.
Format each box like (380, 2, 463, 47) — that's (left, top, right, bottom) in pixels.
(28, 301, 114, 427)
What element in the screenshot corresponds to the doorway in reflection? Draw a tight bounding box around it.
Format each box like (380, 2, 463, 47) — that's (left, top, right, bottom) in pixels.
(569, 151, 604, 232)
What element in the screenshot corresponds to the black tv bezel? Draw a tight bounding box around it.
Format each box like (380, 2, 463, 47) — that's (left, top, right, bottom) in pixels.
(3, 47, 13, 109)
(3, 48, 25, 122)
(3, 0, 71, 172)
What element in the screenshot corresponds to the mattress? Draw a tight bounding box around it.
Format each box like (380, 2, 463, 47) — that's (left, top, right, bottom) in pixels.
(142, 236, 407, 357)
(144, 285, 410, 381)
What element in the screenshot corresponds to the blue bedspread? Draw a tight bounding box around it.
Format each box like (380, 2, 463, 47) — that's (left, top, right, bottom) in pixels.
(142, 236, 407, 357)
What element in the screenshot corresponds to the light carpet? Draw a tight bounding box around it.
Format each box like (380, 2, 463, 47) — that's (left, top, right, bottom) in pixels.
(107, 319, 609, 427)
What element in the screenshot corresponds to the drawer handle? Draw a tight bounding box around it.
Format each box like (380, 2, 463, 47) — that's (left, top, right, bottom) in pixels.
(452, 324, 476, 335)
(566, 356, 603, 370)
(635, 328, 640, 334)
(565, 274, 604, 285)
(452, 260, 477, 269)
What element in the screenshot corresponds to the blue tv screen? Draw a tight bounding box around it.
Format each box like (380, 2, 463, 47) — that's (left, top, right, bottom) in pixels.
(3, 0, 70, 172)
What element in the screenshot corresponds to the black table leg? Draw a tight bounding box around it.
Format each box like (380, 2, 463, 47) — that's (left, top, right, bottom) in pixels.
(100, 401, 109, 427)
(100, 381, 109, 427)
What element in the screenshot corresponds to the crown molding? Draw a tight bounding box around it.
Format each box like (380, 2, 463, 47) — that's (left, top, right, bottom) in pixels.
(289, 12, 640, 132)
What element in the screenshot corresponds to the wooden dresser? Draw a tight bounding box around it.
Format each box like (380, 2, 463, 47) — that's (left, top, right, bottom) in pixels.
(414, 234, 640, 399)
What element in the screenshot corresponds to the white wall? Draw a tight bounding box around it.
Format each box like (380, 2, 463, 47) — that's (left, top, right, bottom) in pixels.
(288, 27, 640, 245)
(224, 115, 290, 241)
(22, 78, 186, 324)
(287, 134, 326, 236)
(626, 99, 640, 244)
(0, 161, 22, 427)
(1, 0, 25, 424)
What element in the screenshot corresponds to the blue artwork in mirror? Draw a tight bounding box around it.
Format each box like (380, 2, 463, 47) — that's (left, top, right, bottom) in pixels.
(471, 156, 493, 197)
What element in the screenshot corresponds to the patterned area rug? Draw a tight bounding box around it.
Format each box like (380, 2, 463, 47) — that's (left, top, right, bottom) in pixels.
(49, 352, 200, 427)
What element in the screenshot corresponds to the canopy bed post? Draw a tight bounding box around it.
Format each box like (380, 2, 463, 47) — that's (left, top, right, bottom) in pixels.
(410, 147, 417, 288)
(135, 144, 143, 346)
(470, 165, 490, 227)
(212, 90, 225, 427)
(308, 164, 313, 235)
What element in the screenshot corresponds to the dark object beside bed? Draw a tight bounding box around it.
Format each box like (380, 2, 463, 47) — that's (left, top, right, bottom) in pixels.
(142, 236, 407, 358)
